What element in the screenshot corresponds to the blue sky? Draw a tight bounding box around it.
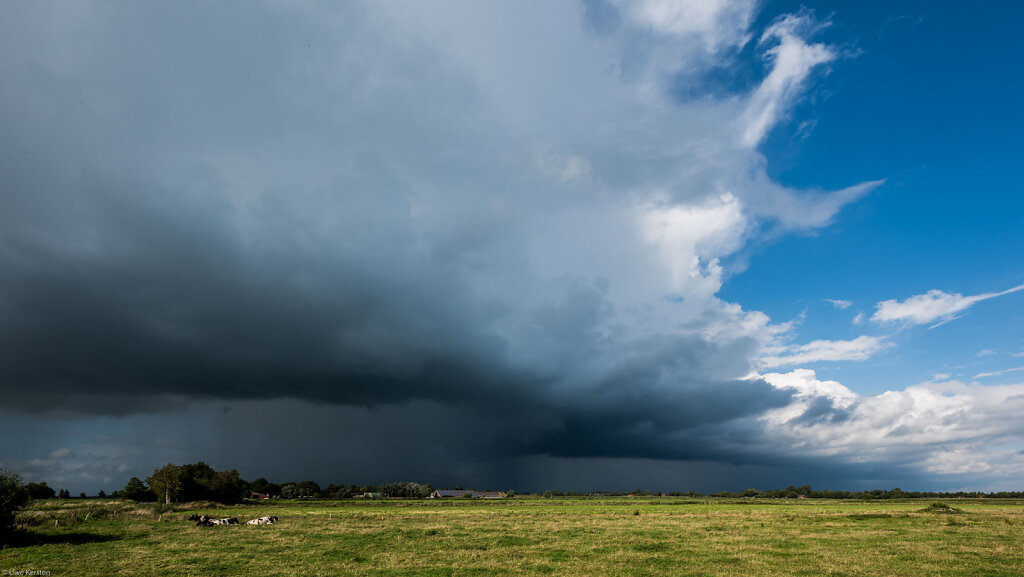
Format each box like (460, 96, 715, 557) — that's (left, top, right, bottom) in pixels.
(1, 0, 1022, 494)
(720, 1, 1024, 395)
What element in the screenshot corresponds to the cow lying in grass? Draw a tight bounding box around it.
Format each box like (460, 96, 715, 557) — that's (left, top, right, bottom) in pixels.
(246, 515, 279, 525)
(188, 514, 213, 527)
(187, 514, 239, 526)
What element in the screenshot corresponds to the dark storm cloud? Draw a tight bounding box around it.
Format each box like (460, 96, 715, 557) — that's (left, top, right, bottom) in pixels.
(4, 2, 1017, 495)
(14, 1, 964, 499)
(0, 174, 790, 455)
(0, 0, 799, 475)
(0, 178, 790, 459)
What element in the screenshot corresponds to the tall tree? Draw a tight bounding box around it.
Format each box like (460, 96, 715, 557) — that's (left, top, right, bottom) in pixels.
(147, 464, 184, 504)
(147, 463, 251, 504)
(123, 477, 155, 502)
(295, 480, 322, 498)
(210, 469, 249, 503)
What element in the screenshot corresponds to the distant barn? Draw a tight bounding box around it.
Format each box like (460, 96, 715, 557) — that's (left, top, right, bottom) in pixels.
(249, 492, 269, 500)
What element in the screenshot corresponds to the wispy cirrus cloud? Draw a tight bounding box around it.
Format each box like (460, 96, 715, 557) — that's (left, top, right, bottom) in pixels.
(759, 335, 890, 368)
(741, 10, 836, 148)
(871, 283, 1024, 328)
(973, 366, 1024, 380)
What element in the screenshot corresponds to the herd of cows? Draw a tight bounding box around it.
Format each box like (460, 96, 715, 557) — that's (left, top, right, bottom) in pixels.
(187, 514, 280, 527)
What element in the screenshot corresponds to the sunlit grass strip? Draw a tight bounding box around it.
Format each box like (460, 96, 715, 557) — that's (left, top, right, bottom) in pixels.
(3, 498, 1023, 576)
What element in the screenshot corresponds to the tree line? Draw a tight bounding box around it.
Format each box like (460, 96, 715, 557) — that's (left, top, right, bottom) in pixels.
(127, 463, 437, 504)
(9, 463, 1024, 511)
(6, 465, 439, 505)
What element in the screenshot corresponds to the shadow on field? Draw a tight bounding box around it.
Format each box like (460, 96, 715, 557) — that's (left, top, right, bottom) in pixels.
(3, 530, 121, 548)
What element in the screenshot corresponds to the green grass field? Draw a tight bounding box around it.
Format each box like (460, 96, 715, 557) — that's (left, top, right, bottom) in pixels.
(3, 497, 1023, 576)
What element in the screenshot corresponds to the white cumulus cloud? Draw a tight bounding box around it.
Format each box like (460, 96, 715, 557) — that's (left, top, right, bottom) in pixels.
(612, 0, 758, 53)
(759, 335, 889, 368)
(871, 283, 1024, 327)
(761, 371, 1024, 477)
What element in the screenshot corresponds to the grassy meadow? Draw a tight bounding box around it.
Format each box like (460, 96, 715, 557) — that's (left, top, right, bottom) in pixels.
(3, 497, 1023, 576)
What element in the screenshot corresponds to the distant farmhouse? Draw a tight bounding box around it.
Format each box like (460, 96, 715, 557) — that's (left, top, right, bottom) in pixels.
(430, 489, 507, 499)
(249, 492, 269, 500)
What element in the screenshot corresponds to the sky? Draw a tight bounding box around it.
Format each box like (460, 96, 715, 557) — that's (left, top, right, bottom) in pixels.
(1, 0, 1022, 495)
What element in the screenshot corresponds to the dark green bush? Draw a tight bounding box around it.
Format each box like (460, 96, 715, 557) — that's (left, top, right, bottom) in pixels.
(0, 469, 31, 533)
(24, 481, 56, 500)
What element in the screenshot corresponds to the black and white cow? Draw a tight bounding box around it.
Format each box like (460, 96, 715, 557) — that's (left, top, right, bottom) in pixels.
(188, 514, 238, 526)
(188, 514, 215, 527)
(246, 515, 279, 525)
